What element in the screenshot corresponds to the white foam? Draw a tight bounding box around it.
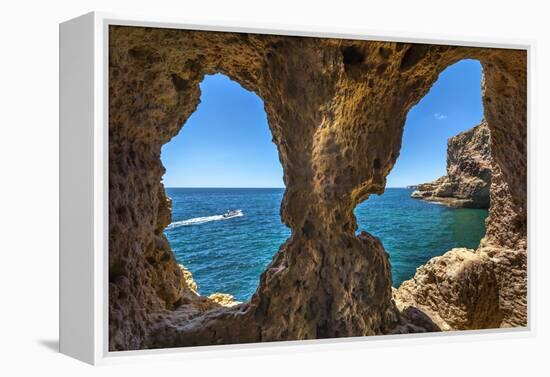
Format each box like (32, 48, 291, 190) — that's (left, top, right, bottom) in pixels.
(166, 212, 243, 229)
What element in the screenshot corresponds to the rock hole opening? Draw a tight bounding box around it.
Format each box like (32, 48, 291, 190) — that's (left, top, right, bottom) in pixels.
(399, 44, 430, 71)
(160, 73, 290, 303)
(342, 45, 365, 72)
(355, 59, 490, 287)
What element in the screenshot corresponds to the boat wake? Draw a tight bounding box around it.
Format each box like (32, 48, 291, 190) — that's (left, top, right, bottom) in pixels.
(166, 210, 243, 229)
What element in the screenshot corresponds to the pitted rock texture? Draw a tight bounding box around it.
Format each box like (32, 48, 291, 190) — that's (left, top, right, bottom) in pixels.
(108, 26, 527, 350)
(394, 248, 503, 330)
(394, 245, 527, 330)
(411, 120, 492, 208)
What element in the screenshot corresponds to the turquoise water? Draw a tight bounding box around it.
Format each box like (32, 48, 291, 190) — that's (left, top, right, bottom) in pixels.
(354, 188, 488, 285)
(165, 188, 487, 301)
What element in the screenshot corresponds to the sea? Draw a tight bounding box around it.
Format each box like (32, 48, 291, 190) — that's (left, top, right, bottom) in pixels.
(164, 187, 488, 302)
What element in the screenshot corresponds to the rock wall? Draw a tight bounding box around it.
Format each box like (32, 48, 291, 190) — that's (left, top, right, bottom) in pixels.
(108, 26, 527, 350)
(411, 120, 492, 208)
(394, 248, 503, 330)
(394, 245, 527, 330)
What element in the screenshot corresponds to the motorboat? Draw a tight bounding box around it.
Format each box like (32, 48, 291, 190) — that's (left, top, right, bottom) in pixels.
(222, 209, 243, 219)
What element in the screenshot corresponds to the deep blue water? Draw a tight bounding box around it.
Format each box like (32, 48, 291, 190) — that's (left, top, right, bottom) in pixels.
(164, 187, 487, 301)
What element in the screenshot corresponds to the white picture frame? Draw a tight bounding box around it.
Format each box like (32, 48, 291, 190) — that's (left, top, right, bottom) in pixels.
(59, 11, 534, 365)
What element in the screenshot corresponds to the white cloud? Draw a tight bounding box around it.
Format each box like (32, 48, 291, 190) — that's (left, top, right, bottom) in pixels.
(434, 112, 448, 120)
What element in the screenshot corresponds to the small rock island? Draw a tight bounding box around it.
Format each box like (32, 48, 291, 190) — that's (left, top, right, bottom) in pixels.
(411, 120, 491, 209)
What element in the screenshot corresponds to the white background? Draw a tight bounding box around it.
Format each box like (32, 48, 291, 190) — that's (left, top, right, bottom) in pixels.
(1, 0, 548, 375)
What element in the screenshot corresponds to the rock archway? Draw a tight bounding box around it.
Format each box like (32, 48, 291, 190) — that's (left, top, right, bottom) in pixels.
(108, 26, 527, 350)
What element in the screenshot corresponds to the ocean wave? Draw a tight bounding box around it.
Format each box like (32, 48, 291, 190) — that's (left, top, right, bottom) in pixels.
(166, 211, 243, 229)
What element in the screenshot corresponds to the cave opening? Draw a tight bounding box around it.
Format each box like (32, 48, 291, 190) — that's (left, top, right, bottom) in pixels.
(160, 73, 289, 303)
(107, 27, 527, 349)
(355, 59, 490, 287)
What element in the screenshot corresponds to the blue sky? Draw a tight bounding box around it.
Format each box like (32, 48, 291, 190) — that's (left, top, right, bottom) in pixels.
(161, 59, 483, 188)
(161, 74, 283, 188)
(386, 59, 483, 187)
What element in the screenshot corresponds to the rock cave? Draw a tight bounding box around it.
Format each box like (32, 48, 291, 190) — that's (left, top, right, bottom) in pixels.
(108, 26, 527, 350)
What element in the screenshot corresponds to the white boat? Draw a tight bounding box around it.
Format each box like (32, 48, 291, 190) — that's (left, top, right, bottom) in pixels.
(222, 209, 243, 219)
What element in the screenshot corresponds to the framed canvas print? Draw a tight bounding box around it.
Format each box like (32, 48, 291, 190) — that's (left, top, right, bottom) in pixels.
(59, 12, 532, 365)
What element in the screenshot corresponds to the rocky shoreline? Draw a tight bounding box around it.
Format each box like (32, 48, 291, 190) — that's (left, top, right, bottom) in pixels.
(411, 120, 491, 209)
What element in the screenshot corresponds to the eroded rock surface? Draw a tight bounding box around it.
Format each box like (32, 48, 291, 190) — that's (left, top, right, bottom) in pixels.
(394, 244, 527, 330)
(394, 248, 502, 330)
(108, 26, 527, 350)
(411, 120, 492, 208)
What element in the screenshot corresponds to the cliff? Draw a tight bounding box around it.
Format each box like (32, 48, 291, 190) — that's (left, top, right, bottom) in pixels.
(108, 25, 527, 350)
(411, 120, 492, 208)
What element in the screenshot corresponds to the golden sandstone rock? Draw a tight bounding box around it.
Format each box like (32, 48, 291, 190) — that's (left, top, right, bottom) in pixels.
(108, 26, 527, 350)
(207, 293, 241, 307)
(394, 248, 503, 330)
(179, 264, 198, 293)
(178, 265, 240, 307)
(411, 120, 492, 208)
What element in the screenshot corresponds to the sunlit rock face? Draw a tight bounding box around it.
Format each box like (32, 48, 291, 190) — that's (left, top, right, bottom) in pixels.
(394, 245, 527, 331)
(394, 247, 503, 330)
(411, 120, 492, 208)
(108, 26, 527, 350)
